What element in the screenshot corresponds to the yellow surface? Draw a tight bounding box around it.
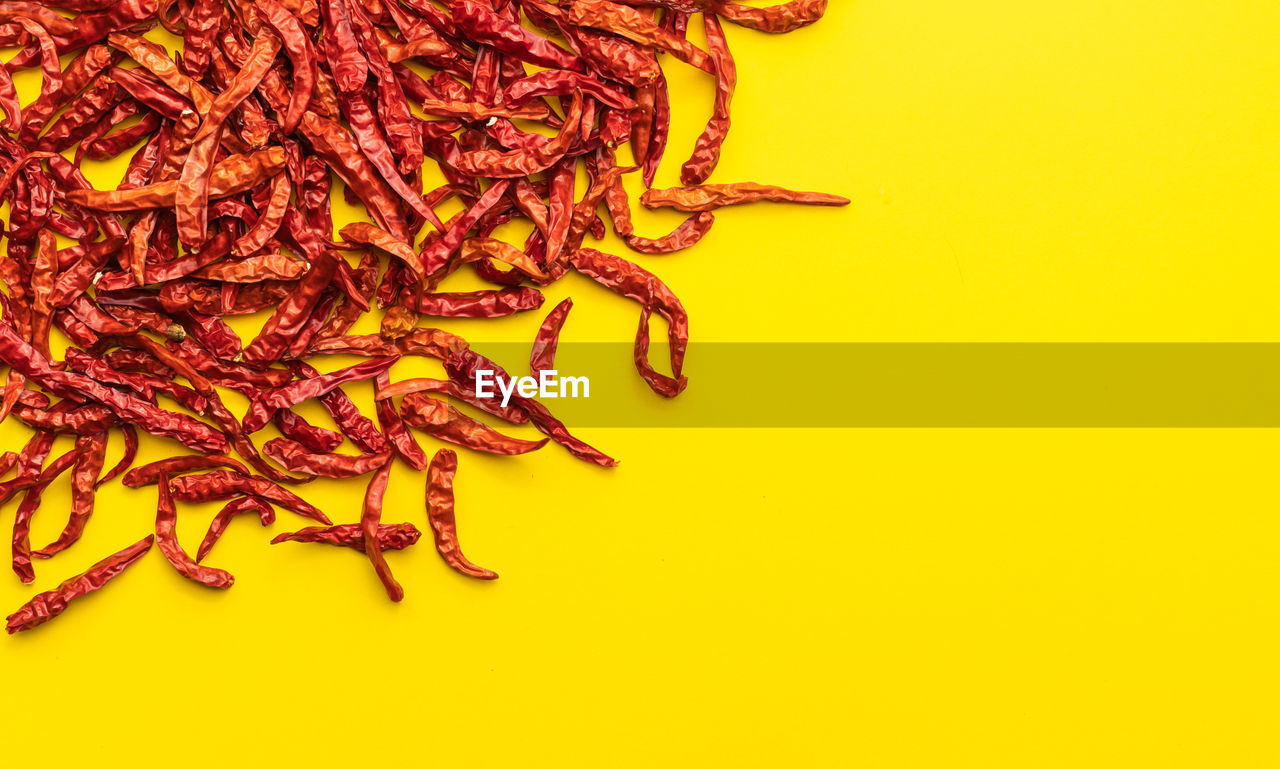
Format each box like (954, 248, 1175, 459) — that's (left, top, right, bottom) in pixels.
(3, 2, 1280, 767)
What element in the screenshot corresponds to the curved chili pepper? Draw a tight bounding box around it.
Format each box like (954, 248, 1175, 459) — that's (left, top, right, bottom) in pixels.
(155, 471, 235, 589)
(196, 496, 274, 563)
(531, 298, 572, 376)
(400, 393, 549, 455)
(33, 432, 109, 559)
(425, 448, 496, 580)
(11, 449, 78, 583)
(167, 470, 331, 523)
(6, 535, 153, 634)
(361, 458, 403, 601)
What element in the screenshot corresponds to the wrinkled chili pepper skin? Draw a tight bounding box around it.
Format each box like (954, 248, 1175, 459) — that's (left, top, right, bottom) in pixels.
(196, 496, 274, 563)
(400, 394, 549, 456)
(426, 449, 496, 580)
(362, 458, 404, 601)
(6, 535, 154, 634)
(155, 472, 235, 589)
(531, 298, 572, 375)
(641, 183, 851, 212)
(271, 523, 421, 553)
(0, 0, 844, 629)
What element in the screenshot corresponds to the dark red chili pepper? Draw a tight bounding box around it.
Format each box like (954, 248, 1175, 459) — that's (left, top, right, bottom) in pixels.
(11, 449, 78, 583)
(425, 448, 495, 580)
(6, 535, 153, 634)
(400, 393, 548, 455)
(640, 183, 851, 212)
(33, 432, 109, 559)
(361, 458, 403, 601)
(274, 409, 344, 453)
(167, 470, 331, 524)
(271, 523, 421, 552)
(531, 298, 572, 376)
(195, 496, 274, 563)
(155, 471, 235, 589)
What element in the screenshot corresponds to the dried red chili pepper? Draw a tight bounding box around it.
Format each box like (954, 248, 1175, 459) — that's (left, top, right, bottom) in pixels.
(196, 496, 274, 563)
(167, 471, 331, 523)
(531, 298, 572, 376)
(6, 535, 153, 634)
(33, 432, 109, 559)
(425, 448, 495, 580)
(155, 471, 235, 589)
(11, 449, 77, 583)
(400, 393, 548, 456)
(641, 183, 851, 212)
(271, 522, 421, 552)
(361, 458, 403, 601)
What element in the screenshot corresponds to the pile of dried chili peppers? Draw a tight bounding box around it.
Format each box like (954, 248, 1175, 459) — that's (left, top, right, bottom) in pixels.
(0, 0, 846, 634)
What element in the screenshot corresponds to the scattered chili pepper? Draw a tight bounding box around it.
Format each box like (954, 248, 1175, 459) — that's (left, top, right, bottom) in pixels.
(361, 458, 403, 601)
(531, 298, 573, 376)
(155, 471, 235, 589)
(425, 448, 496, 580)
(640, 183, 851, 212)
(271, 523, 421, 553)
(196, 496, 275, 563)
(6, 535, 153, 634)
(0, 0, 842, 631)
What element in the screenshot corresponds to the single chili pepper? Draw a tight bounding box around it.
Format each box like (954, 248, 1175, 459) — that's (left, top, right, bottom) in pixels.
(242, 356, 397, 432)
(445, 349, 617, 467)
(11, 449, 78, 583)
(531, 298, 572, 376)
(95, 424, 139, 489)
(307, 328, 468, 359)
(403, 287, 545, 318)
(253, 0, 313, 133)
(400, 393, 549, 455)
(273, 409, 345, 453)
(713, 0, 828, 33)
(155, 471, 235, 589)
(264, 438, 391, 478)
(122, 455, 252, 488)
(570, 247, 688, 397)
(271, 522, 421, 552)
(167, 470, 331, 524)
(33, 432, 109, 559)
(425, 448, 496, 579)
(65, 147, 289, 211)
(195, 496, 274, 563)
(371, 371, 430, 471)
(361, 458, 403, 601)
(641, 182, 851, 212)
(680, 13, 735, 185)
(457, 238, 548, 280)
(232, 173, 291, 256)
(5, 535, 153, 634)
(339, 222, 426, 279)
(374, 376, 528, 424)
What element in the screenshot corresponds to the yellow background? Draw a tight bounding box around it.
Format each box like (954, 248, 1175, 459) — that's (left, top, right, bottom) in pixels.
(4, 1, 1280, 766)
